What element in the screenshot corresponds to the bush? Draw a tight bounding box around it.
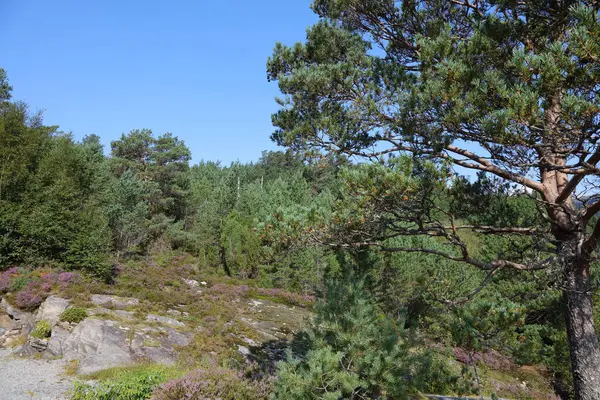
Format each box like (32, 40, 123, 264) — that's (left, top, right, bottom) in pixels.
(70, 365, 177, 400)
(10, 275, 29, 292)
(15, 289, 44, 309)
(60, 307, 88, 324)
(31, 320, 51, 339)
(271, 279, 459, 399)
(151, 368, 270, 400)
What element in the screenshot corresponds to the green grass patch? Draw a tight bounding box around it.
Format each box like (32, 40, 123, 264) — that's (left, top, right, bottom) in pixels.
(70, 364, 184, 400)
(60, 307, 88, 323)
(30, 320, 51, 339)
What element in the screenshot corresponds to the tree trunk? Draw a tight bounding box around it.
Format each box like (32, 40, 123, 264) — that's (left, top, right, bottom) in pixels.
(563, 257, 600, 400)
(219, 245, 231, 277)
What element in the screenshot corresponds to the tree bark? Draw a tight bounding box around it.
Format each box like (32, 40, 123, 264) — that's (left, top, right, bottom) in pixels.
(563, 255, 600, 400)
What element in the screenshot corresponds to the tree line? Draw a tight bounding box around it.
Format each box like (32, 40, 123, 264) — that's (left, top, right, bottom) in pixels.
(0, 66, 585, 397)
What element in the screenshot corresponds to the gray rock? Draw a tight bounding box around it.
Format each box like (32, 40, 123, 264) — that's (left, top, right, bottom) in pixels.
(0, 314, 13, 331)
(164, 328, 191, 347)
(58, 317, 188, 373)
(46, 324, 71, 356)
(14, 343, 38, 357)
(146, 314, 185, 327)
(238, 345, 251, 356)
(62, 318, 135, 374)
(28, 337, 48, 351)
(89, 308, 135, 321)
(182, 278, 199, 288)
(35, 296, 69, 326)
(0, 299, 35, 335)
(115, 310, 136, 319)
(90, 294, 139, 310)
(1, 298, 19, 318)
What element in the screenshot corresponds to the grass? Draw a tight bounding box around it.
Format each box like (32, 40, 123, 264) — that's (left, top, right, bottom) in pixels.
(69, 364, 185, 400)
(79, 363, 183, 382)
(64, 360, 80, 377)
(6, 334, 27, 348)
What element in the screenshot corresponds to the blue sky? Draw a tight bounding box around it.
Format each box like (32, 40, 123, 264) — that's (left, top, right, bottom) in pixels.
(0, 1, 317, 164)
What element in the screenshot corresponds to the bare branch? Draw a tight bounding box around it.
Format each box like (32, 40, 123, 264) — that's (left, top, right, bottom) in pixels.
(445, 145, 546, 193)
(556, 147, 600, 203)
(453, 226, 541, 235)
(379, 245, 553, 271)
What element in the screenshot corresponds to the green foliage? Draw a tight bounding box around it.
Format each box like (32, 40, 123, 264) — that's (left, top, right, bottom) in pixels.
(0, 67, 12, 101)
(109, 129, 191, 253)
(30, 320, 51, 339)
(271, 279, 459, 399)
(60, 307, 88, 324)
(70, 365, 179, 400)
(0, 67, 575, 398)
(220, 211, 261, 278)
(10, 275, 29, 292)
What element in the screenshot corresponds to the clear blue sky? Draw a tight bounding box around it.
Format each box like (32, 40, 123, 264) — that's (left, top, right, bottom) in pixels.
(0, 1, 317, 164)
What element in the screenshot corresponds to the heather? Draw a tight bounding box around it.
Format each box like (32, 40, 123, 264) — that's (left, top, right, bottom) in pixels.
(151, 367, 271, 400)
(0, 268, 81, 310)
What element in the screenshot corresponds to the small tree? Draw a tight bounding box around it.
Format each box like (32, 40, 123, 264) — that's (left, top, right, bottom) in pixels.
(268, 2, 600, 398)
(272, 279, 458, 399)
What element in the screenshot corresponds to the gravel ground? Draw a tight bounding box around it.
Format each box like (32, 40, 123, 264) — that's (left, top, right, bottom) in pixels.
(0, 349, 73, 400)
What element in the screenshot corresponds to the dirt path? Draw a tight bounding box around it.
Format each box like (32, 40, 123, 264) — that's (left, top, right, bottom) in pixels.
(0, 349, 73, 400)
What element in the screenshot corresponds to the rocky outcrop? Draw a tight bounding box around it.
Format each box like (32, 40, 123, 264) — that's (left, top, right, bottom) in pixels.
(0, 298, 35, 348)
(35, 296, 69, 326)
(1, 288, 310, 377)
(0, 296, 70, 354)
(0, 298, 35, 334)
(61, 319, 135, 373)
(90, 294, 139, 309)
(146, 313, 185, 327)
(55, 318, 191, 374)
(46, 323, 70, 356)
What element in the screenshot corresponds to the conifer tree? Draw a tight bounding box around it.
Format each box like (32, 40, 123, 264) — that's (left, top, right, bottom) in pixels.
(268, 2, 600, 398)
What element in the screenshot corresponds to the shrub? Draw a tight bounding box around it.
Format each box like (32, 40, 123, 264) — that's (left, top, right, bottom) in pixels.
(0, 272, 10, 293)
(10, 275, 29, 292)
(15, 289, 44, 309)
(60, 307, 88, 324)
(31, 320, 52, 339)
(151, 368, 270, 400)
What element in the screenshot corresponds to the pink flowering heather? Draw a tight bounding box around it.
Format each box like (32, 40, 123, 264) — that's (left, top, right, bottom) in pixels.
(15, 290, 44, 310)
(40, 272, 57, 284)
(58, 271, 77, 283)
(0, 272, 10, 294)
(208, 284, 250, 300)
(151, 368, 270, 400)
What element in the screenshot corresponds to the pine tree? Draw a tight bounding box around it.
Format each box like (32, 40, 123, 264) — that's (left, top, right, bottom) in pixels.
(268, 2, 600, 398)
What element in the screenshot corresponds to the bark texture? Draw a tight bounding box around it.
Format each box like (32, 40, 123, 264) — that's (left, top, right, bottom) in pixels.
(563, 258, 600, 400)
